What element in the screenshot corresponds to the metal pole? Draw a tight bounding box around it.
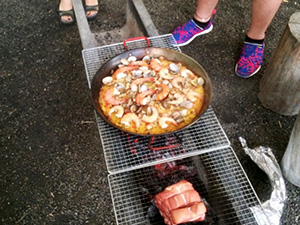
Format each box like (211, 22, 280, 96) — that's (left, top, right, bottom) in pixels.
(72, 0, 97, 49)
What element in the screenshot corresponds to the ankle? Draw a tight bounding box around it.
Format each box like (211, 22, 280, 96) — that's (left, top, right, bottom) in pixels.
(192, 17, 210, 29)
(244, 35, 264, 45)
(85, 0, 98, 5)
(193, 13, 211, 23)
(59, 0, 72, 10)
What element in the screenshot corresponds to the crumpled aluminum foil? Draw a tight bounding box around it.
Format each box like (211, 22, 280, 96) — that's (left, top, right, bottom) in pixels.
(239, 137, 286, 225)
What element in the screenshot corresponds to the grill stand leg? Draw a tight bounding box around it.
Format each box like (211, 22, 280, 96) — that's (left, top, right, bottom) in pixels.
(73, 0, 160, 49)
(72, 0, 97, 49)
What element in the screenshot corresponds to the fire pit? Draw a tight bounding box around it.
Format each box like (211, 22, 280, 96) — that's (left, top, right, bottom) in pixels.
(108, 147, 266, 225)
(82, 34, 269, 224)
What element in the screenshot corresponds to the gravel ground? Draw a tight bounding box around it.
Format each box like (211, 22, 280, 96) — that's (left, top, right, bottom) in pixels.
(1, 0, 299, 224)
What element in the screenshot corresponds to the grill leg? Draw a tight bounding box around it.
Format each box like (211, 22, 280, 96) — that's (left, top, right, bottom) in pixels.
(73, 0, 160, 48)
(72, 0, 97, 49)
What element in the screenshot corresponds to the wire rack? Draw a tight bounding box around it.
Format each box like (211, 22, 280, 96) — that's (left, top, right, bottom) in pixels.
(108, 147, 267, 225)
(82, 34, 180, 88)
(94, 107, 229, 174)
(82, 34, 268, 225)
(82, 34, 230, 174)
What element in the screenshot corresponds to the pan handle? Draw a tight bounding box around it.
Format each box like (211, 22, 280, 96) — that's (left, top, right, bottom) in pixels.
(123, 36, 150, 50)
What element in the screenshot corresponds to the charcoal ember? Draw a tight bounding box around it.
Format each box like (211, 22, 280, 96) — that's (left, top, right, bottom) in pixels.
(146, 205, 160, 224)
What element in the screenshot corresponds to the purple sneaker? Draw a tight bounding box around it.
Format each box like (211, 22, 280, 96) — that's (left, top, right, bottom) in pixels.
(171, 19, 213, 47)
(235, 42, 265, 78)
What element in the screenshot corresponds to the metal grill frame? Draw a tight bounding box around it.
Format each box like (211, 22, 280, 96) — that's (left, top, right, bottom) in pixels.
(82, 34, 230, 174)
(108, 147, 269, 225)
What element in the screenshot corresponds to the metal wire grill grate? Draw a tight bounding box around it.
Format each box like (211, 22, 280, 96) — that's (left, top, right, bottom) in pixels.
(82, 34, 180, 87)
(108, 147, 267, 225)
(82, 34, 230, 174)
(95, 106, 229, 174)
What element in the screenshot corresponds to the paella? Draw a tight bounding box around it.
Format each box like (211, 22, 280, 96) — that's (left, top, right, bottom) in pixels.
(98, 55, 205, 135)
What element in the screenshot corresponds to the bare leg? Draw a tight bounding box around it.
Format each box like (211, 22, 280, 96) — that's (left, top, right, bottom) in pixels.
(194, 0, 219, 23)
(247, 0, 282, 39)
(59, 0, 73, 22)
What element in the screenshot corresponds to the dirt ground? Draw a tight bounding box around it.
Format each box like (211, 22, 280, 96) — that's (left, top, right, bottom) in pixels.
(1, 0, 299, 224)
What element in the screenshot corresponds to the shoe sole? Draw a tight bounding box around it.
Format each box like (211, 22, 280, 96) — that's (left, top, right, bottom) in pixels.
(235, 64, 261, 78)
(173, 25, 213, 47)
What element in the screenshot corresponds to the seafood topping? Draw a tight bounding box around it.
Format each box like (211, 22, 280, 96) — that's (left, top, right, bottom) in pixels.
(102, 76, 113, 85)
(99, 55, 205, 134)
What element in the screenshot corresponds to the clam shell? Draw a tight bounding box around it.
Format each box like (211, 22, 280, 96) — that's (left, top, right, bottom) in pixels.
(102, 76, 113, 85)
(140, 84, 148, 92)
(198, 77, 205, 86)
(120, 58, 129, 65)
(169, 63, 180, 73)
(128, 56, 137, 62)
(116, 72, 127, 79)
(142, 55, 151, 63)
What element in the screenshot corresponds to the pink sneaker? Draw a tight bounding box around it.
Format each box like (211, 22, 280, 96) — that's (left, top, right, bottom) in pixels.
(171, 9, 216, 46)
(235, 42, 265, 78)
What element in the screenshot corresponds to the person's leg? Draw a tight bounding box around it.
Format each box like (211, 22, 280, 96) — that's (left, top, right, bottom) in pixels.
(194, 0, 219, 23)
(59, 0, 74, 24)
(247, 0, 282, 40)
(235, 0, 282, 78)
(172, 0, 218, 46)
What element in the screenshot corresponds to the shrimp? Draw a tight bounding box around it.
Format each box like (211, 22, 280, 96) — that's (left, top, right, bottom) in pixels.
(159, 68, 173, 80)
(172, 77, 185, 89)
(112, 66, 135, 79)
(136, 89, 157, 105)
(155, 84, 170, 101)
(103, 88, 128, 106)
(159, 117, 178, 129)
(108, 106, 124, 118)
(150, 58, 162, 72)
(181, 69, 195, 79)
(169, 93, 184, 105)
(142, 107, 158, 123)
(186, 90, 201, 102)
(131, 77, 155, 90)
(121, 113, 140, 128)
(130, 60, 149, 69)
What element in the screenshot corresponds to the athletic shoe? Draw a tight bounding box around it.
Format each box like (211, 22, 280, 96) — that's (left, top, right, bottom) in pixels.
(171, 19, 213, 46)
(235, 42, 265, 78)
